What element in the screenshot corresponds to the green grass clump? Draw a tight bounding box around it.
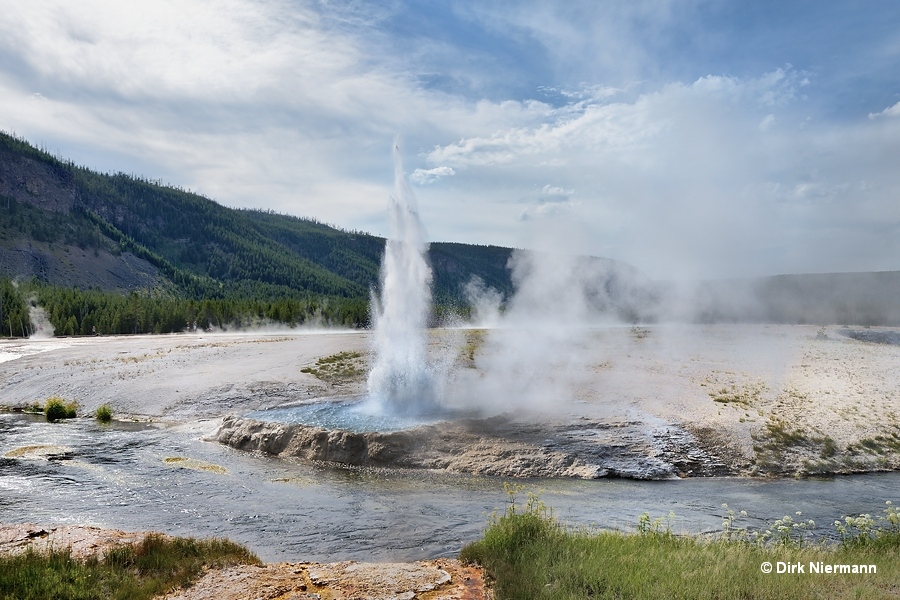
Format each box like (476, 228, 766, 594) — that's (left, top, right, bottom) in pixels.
(0, 534, 259, 600)
(300, 351, 365, 384)
(461, 494, 900, 599)
(751, 415, 847, 475)
(847, 433, 900, 456)
(44, 396, 77, 423)
(94, 404, 113, 424)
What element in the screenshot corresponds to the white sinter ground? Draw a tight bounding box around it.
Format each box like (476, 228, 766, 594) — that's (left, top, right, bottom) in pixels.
(1, 323, 899, 476)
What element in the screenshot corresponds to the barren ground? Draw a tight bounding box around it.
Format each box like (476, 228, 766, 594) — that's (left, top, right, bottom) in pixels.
(2, 324, 899, 478)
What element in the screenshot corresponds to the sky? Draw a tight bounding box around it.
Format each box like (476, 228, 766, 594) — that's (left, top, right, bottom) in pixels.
(1, 0, 899, 280)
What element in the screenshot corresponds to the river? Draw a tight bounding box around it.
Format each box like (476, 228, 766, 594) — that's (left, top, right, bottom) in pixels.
(1, 411, 896, 562)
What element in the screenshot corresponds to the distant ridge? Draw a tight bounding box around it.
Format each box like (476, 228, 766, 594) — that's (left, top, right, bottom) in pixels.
(674, 270, 900, 326)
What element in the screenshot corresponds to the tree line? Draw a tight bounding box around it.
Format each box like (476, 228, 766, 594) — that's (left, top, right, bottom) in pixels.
(0, 277, 368, 337)
(0, 278, 31, 337)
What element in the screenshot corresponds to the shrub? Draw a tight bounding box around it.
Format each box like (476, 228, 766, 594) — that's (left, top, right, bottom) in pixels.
(64, 401, 77, 418)
(44, 396, 77, 422)
(834, 501, 900, 548)
(95, 403, 113, 423)
(44, 397, 67, 422)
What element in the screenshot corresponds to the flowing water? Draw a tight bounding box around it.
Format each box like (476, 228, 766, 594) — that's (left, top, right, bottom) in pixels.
(2, 412, 897, 563)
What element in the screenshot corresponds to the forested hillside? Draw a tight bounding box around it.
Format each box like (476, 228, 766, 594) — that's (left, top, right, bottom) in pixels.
(0, 132, 525, 335)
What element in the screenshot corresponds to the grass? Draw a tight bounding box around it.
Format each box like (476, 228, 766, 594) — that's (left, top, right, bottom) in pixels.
(0, 534, 259, 600)
(847, 432, 900, 456)
(94, 404, 113, 423)
(460, 329, 486, 367)
(707, 381, 766, 406)
(300, 351, 365, 384)
(461, 493, 900, 599)
(44, 396, 78, 423)
(630, 325, 650, 340)
(751, 416, 842, 474)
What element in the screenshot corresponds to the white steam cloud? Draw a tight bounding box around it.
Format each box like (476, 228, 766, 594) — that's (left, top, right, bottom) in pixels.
(27, 302, 55, 339)
(451, 249, 628, 414)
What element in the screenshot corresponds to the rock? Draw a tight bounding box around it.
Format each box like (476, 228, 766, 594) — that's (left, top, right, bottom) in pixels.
(214, 413, 700, 480)
(162, 559, 487, 600)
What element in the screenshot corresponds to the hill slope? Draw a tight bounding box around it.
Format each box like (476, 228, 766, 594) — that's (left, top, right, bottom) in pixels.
(0, 131, 528, 309)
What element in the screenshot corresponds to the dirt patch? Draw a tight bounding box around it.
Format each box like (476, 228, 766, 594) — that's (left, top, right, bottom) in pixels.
(0, 524, 492, 600)
(3, 444, 74, 460)
(162, 559, 490, 600)
(163, 456, 229, 474)
(0, 523, 162, 560)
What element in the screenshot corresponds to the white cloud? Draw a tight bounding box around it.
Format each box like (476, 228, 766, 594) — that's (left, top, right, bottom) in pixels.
(869, 101, 900, 119)
(410, 166, 456, 184)
(466, 0, 702, 89)
(519, 200, 581, 221)
(541, 184, 574, 198)
(0, 0, 447, 230)
(418, 67, 900, 278)
(0, 1, 319, 101)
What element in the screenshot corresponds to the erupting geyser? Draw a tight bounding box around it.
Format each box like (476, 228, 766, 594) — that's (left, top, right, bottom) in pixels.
(365, 143, 439, 417)
(243, 142, 446, 432)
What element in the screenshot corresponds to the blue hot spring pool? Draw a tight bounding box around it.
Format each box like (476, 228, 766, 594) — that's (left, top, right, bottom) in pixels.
(245, 396, 473, 433)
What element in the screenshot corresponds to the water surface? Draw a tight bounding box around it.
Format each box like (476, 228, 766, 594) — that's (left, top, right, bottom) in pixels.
(1, 412, 896, 562)
(246, 397, 472, 433)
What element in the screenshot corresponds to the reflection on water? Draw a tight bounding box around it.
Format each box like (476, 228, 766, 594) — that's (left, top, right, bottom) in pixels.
(1, 412, 898, 562)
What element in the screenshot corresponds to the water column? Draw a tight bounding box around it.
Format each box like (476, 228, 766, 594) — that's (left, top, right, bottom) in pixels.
(366, 143, 438, 416)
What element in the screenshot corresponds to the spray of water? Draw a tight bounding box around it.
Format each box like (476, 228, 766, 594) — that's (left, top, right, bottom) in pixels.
(365, 143, 438, 416)
(27, 299, 55, 339)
